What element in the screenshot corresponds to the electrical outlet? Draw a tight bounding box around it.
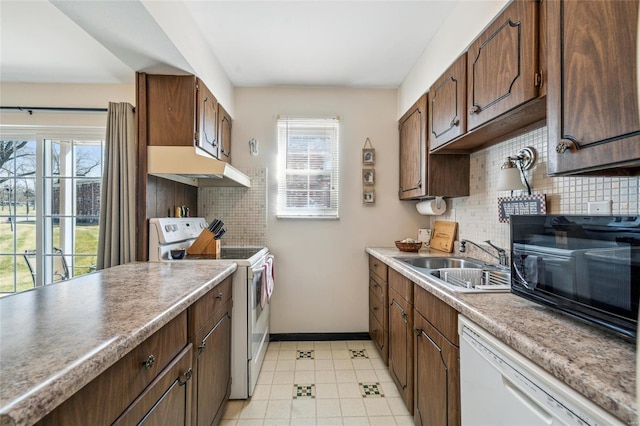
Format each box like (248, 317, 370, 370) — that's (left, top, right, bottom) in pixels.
(587, 200, 611, 214)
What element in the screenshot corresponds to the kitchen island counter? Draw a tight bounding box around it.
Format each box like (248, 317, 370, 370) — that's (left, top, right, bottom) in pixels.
(367, 246, 637, 425)
(0, 261, 236, 426)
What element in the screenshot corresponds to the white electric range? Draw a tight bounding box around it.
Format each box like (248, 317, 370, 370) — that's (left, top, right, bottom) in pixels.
(148, 217, 272, 399)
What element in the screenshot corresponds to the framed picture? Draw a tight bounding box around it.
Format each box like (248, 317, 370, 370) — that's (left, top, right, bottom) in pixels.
(362, 149, 375, 165)
(363, 188, 375, 204)
(362, 168, 375, 184)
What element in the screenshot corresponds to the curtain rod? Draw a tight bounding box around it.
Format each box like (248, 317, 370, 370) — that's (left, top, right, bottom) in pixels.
(0, 106, 135, 115)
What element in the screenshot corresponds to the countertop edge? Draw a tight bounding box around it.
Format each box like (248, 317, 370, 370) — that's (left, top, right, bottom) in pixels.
(365, 246, 637, 425)
(0, 262, 237, 426)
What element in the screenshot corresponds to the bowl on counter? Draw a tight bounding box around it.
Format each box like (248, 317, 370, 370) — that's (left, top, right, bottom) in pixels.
(395, 240, 423, 252)
(170, 248, 186, 259)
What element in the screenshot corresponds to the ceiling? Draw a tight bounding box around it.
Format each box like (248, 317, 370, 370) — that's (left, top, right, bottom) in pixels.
(0, 0, 459, 88)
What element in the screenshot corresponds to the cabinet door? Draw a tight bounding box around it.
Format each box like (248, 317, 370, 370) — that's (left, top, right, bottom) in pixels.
(467, 0, 539, 131)
(414, 313, 460, 426)
(389, 287, 413, 412)
(429, 54, 467, 151)
(399, 94, 427, 200)
(147, 75, 197, 147)
(218, 104, 232, 164)
(196, 79, 219, 159)
(113, 344, 193, 426)
(547, 0, 640, 175)
(194, 302, 232, 426)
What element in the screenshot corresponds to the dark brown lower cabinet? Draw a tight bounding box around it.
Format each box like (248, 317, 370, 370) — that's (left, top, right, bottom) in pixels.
(413, 283, 460, 426)
(113, 344, 193, 425)
(389, 286, 414, 413)
(36, 312, 189, 426)
(193, 300, 232, 426)
(414, 313, 460, 426)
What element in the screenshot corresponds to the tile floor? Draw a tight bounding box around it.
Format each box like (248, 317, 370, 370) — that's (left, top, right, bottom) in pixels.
(221, 340, 414, 426)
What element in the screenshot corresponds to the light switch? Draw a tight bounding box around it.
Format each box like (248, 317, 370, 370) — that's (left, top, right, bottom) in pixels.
(587, 200, 612, 214)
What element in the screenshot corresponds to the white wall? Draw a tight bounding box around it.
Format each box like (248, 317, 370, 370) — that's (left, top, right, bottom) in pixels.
(141, 1, 235, 114)
(231, 87, 426, 333)
(0, 83, 135, 127)
(398, 0, 508, 116)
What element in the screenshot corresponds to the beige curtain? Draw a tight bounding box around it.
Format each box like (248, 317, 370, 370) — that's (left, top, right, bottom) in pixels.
(97, 102, 136, 270)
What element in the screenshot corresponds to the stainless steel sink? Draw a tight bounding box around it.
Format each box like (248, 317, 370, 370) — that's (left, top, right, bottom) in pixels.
(398, 256, 484, 270)
(394, 256, 511, 293)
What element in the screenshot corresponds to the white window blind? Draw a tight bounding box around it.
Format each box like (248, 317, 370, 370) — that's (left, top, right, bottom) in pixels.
(277, 116, 340, 219)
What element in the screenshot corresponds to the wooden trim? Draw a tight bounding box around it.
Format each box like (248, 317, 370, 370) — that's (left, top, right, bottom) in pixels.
(136, 72, 149, 261)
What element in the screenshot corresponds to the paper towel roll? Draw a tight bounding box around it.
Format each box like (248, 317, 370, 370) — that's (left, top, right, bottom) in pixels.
(416, 198, 446, 215)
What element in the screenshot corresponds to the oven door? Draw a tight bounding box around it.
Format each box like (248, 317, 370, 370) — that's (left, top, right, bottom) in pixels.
(248, 257, 270, 396)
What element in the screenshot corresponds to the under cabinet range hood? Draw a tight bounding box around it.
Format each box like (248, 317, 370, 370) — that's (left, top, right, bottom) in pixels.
(147, 146, 251, 187)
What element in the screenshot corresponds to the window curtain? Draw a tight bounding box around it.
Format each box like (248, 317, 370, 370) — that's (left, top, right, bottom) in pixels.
(97, 102, 136, 270)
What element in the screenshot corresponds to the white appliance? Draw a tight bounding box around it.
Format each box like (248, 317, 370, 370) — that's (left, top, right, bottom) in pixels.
(458, 316, 623, 426)
(148, 217, 272, 399)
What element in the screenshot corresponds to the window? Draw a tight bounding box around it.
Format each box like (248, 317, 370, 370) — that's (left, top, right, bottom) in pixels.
(277, 117, 340, 219)
(0, 129, 104, 294)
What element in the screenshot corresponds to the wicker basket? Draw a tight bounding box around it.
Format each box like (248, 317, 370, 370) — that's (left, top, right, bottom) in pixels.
(395, 241, 423, 252)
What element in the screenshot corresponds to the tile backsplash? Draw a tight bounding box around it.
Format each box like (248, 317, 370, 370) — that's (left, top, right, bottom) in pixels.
(436, 126, 640, 251)
(198, 168, 267, 247)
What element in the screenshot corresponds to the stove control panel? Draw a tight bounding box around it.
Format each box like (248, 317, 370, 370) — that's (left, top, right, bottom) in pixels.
(149, 217, 208, 245)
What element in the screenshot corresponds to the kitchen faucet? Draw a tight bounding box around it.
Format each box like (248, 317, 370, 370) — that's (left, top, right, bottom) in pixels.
(459, 239, 508, 267)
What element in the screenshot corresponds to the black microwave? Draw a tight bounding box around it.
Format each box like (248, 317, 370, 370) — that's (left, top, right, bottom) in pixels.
(510, 215, 640, 340)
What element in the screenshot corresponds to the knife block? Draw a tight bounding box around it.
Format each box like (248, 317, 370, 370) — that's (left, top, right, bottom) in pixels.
(187, 229, 221, 255)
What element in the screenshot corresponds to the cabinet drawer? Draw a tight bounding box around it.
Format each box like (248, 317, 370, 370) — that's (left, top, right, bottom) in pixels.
(414, 284, 458, 345)
(188, 276, 232, 337)
(389, 268, 413, 304)
(369, 255, 388, 281)
(369, 288, 385, 325)
(37, 312, 188, 426)
(369, 274, 387, 302)
(113, 344, 193, 426)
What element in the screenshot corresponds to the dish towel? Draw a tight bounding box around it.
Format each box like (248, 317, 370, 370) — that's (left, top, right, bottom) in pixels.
(261, 255, 275, 308)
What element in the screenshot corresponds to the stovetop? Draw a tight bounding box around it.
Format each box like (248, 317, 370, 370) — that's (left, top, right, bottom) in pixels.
(184, 247, 265, 261)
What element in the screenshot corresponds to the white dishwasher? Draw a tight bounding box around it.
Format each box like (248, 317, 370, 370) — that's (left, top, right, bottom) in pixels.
(458, 316, 623, 426)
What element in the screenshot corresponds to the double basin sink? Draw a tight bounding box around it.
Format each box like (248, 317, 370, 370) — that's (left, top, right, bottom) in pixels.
(395, 255, 511, 293)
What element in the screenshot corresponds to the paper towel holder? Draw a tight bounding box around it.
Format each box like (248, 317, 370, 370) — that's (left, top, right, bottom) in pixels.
(416, 196, 446, 215)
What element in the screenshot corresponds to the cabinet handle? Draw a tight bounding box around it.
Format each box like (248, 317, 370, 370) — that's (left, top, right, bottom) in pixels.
(469, 105, 480, 115)
(178, 368, 193, 386)
(555, 140, 574, 154)
(450, 118, 460, 127)
(401, 312, 407, 321)
(372, 307, 378, 312)
(142, 354, 156, 370)
(373, 263, 378, 269)
(413, 327, 421, 335)
(215, 293, 223, 301)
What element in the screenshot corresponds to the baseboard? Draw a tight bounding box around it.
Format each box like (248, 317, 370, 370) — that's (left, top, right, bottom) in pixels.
(270, 332, 371, 342)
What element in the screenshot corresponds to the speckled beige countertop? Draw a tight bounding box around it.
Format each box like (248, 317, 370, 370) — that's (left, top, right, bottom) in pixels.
(0, 261, 236, 426)
(367, 246, 638, 426)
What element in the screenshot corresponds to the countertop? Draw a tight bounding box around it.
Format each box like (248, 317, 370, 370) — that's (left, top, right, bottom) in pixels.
(0, 261, 236, 426)
(366, 247, 638, 425)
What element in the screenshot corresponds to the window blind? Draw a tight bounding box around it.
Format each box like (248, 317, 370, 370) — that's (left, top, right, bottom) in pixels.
(277, 116, 340, 219)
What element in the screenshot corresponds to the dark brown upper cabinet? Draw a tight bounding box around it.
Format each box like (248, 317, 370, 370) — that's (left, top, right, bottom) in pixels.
(467, 0, 539, 130)
(547, 0, 640, 175)
(429, 54, 467, 151)
(218, 103, 232, 164)
(399, 95, 428, 200)
(197, 81, 220, 159)
(431, 0, 545, 154)
(145, 74, 219, 159)
(398, 94, 469, 200)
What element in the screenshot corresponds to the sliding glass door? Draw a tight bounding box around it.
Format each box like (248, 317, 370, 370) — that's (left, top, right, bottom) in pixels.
(0, 128, 104, 294)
